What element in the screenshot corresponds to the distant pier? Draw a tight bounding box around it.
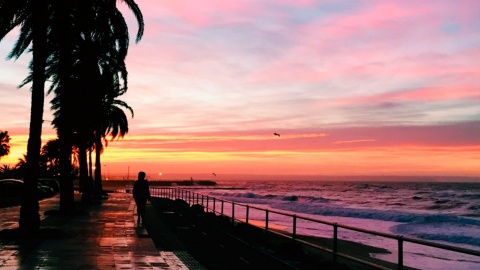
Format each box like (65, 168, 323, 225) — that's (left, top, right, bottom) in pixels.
(103, 180, 216, 192)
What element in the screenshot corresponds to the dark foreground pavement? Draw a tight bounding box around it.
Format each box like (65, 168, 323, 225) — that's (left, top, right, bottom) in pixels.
(0, 193, 203, 269)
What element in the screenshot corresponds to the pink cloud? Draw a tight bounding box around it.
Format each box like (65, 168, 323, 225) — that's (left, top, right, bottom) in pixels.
(138, 0, 256, 27)
(333, 85, 479, 107)
(332, 139, 376, 145)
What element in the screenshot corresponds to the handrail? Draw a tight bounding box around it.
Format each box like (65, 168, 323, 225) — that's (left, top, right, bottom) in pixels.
(145, 187, 480, 270)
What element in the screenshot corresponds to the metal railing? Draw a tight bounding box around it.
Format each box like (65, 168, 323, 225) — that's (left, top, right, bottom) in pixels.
(146, 187, 480, 270)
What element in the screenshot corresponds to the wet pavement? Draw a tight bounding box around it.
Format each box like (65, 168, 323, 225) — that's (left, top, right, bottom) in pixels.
(0, 193, 205, 269)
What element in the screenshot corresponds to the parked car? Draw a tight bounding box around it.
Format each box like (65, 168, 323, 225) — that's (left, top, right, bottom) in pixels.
(0, 179, 55, 199)
(0, 179, 24, 197)
(38, 183, 56, 198)
(38, 178, 60, 193)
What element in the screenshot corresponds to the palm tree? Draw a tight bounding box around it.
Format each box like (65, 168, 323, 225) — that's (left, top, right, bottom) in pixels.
(47, 0, 143, 199)
(40, 139, 61, 178)
(0, 164, 14, 178)
(3, 0, 144, 212)
(0, 130, 11, 159)
(0, 0, 49, 231)
(46, 0, 142, 202)
(92, 0, 143, 194)
(94, 93, 134, 195)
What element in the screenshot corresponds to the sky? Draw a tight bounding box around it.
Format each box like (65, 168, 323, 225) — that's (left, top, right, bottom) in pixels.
(1, 0, 479, 180)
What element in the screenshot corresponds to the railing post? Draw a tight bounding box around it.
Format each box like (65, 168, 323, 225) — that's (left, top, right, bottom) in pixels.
(202, 195, 204, 205)
(232, 202, 235, 224)
(246, 205, 250, 224)
(213, 197, 216, 213)
(333, 223, 338, 263)
(292, 215, 297, 240)
(265, 210, 269, 237)
(206, 196, 209, 212)
(398, 235, 404, 270)
(221, 201, 224, 216)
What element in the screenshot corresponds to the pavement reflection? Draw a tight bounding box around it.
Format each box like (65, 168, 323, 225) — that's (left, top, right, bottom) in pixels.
(0, 193, 200, 269)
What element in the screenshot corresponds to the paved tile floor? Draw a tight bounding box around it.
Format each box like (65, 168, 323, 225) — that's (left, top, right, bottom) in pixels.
(0, 193, 204, 269)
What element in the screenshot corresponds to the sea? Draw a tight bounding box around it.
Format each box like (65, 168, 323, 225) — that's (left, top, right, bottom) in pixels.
(186, 180, 480, 270)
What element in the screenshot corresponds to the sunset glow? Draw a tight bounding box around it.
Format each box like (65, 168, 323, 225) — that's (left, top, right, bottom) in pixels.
(1, 0, 479, 180)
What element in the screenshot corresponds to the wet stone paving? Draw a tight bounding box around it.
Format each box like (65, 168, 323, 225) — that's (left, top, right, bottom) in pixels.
(0, 193, 197, 269)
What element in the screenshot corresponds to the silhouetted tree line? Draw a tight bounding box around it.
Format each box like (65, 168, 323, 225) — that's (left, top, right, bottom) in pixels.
(0, 138, 78, 180)
(0, 0, 144, 232)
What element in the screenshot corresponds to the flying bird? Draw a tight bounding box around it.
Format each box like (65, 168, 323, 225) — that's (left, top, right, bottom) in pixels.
(274, 133, 280, 137)
(213, 173, 216, 177)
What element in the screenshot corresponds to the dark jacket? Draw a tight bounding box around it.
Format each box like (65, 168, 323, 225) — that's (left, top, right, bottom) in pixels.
(133, 179, 151, 200)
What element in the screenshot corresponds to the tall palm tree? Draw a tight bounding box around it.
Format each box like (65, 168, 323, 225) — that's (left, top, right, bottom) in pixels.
(47, 0, 142, 202)
(0, 0, 49, 231)
(91, 0, 143, 194)
(4, 0, 144, 212)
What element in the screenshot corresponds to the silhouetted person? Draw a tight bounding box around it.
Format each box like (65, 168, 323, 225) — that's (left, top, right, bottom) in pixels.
(132, 171, 150, 225)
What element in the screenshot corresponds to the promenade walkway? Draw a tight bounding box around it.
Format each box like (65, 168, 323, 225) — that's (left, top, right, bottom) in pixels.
(0, 193, 205, 269)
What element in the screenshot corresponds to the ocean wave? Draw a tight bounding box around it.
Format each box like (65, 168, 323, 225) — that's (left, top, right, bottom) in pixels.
(460, 194, 480, 199)
(265, 199, 480, 225)
(394, 221, 480, 247)
(283, 195, 298, 201)
(273, 201, 480, 247)
(468, 204, 480, 211)
(387, 202, 406, 206)
(427, 200, 469, 210)
(211, 191, 330, 204)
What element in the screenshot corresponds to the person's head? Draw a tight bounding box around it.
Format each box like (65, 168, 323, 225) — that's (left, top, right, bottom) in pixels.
(138, 171, 146, 180)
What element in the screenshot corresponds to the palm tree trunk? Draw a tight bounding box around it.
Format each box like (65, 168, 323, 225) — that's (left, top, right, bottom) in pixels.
(19, 0, 47, 232)
(94, 130, 103, 195)
(79, 143, 91, 203)
(88, 149, 93, 180)
(56, 1, 75, 212)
